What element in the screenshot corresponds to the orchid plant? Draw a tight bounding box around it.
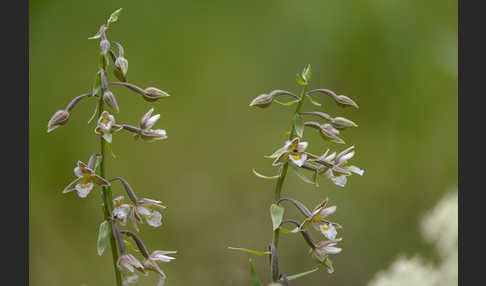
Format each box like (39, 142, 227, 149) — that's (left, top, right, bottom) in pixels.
(47, 9, 176, 286)
(229, 65, 364, 285)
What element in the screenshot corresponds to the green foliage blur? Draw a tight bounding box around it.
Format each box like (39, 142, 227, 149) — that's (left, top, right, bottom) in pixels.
(29, 0, 457, 285)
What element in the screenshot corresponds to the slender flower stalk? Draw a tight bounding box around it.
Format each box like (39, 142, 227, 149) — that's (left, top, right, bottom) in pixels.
(230, 65, 364, 285)
(47, 9, 176, 286)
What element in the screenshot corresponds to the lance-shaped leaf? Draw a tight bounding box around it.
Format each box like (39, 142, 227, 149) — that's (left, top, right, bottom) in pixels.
(252, 169, 280, 180)
(92, 70, 102, 96)
(274, 99, 299, 106)
(270, 204, 285, 231)
(87, 102, 99, 124)
(97, 221, 111, 256)
(302, 64, 312, 81)
(279, 227, 299, 234)
(305, 94, 322, 107)
(290, 163, 315, 185)
(296, 73, 307, 86)
(281, 268, 319, 281)
(228, 247, 271, 256)
(249, 259, 262, 286)
(124, 239, 140, 253)
(264, 144, 288, 159)
(105, 141, 117, 159)
(293, 113, 304, 138)
(107, 8, 123, 25)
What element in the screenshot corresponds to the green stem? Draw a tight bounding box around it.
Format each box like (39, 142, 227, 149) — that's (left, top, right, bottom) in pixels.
(98, 75, 123, 286)
(272, 84, 308, 248)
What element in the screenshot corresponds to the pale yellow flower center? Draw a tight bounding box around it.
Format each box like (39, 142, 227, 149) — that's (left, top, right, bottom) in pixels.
(80, 182, 91, 189)
(311, 214, 323, 223)
(322, 224, 329, 230)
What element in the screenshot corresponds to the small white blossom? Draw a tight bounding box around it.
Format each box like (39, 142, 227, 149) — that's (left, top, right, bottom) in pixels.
(143, 250, 177, 278)
(320, 223, 338, 240)
(315, 146, 364, 187)
(63, 160, 110, 198)
(112, 196, 132, 225)
(137, 108, 167, 142)
(301, 199, 341, 235)
(273, 138, 309, 167)
(310, 238, 343, 263)
(94, 111, 123, 143)
(125, 198, 166, 231)
(117, 253, 145, 274)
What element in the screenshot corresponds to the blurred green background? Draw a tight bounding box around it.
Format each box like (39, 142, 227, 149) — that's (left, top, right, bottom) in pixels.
(29, 0, 457, 285)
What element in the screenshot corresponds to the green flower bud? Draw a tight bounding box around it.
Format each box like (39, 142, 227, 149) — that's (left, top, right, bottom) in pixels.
(103, 90, 120, 113)
(249, 93, 273, 108)
(115, 57, 128, 77)
(335, 95, 359, 108)
(47, 110, 70, 133)
(331, 117, 358, 129)
(142, 87, 170, 102)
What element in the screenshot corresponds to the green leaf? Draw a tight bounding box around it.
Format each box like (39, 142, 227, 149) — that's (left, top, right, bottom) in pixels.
(252, 169, 280, 180)
(290, 227, 301, 233)
(293, 113, 304, 138)
(306, 94, 322, 107)
(97, 221, 111, 256)
(274, 99, 299, 106)
(99, 53, 109, 70)
(302, 64, 312, 82)
(105, 141, 117, 159)
(279, 227, 299, 234)
(296, 73, 307, 86)
(93, 155, 103, 171)
(290, 163, 315, 185)
(264, 144, 288, 159)
(88, 30, 102, 40)
(228, 247, 271, 256)
(270, 204, 285, 231)
(249, 259, 262, 286)
(102, 133, 113, 144)
(282, 268, 319, 281)
(124, 240, 139, 253)
(92, 71, 102, 97)
(87, 102, 99, 124)
(107, 8, 123, 25)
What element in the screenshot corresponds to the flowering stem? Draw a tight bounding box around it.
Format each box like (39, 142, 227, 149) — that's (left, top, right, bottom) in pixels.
(273, 84, 308, 247)
(98, 77, 123, 286)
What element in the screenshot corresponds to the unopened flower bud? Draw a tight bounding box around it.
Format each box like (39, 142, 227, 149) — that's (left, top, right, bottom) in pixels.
(103, 90, 120, 113)
(319, 123, 345, 144)
(47, 110, 70, 133)
(331, 117, 358, 129)
(249, 93, 273, 108)
(334, 95, 359, 108)
(100, 39, 110, 55)
(115, 57, 128, 77)
(143, 87, 170, 102)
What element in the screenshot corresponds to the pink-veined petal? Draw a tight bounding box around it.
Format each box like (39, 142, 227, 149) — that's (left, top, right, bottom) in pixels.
(63, 177, 82, 193)
(320, 205, 336, 217)
(145, 114, 160, 129)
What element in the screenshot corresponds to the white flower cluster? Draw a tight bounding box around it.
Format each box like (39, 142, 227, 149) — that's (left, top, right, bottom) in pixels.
(367, 189, 458, 286)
